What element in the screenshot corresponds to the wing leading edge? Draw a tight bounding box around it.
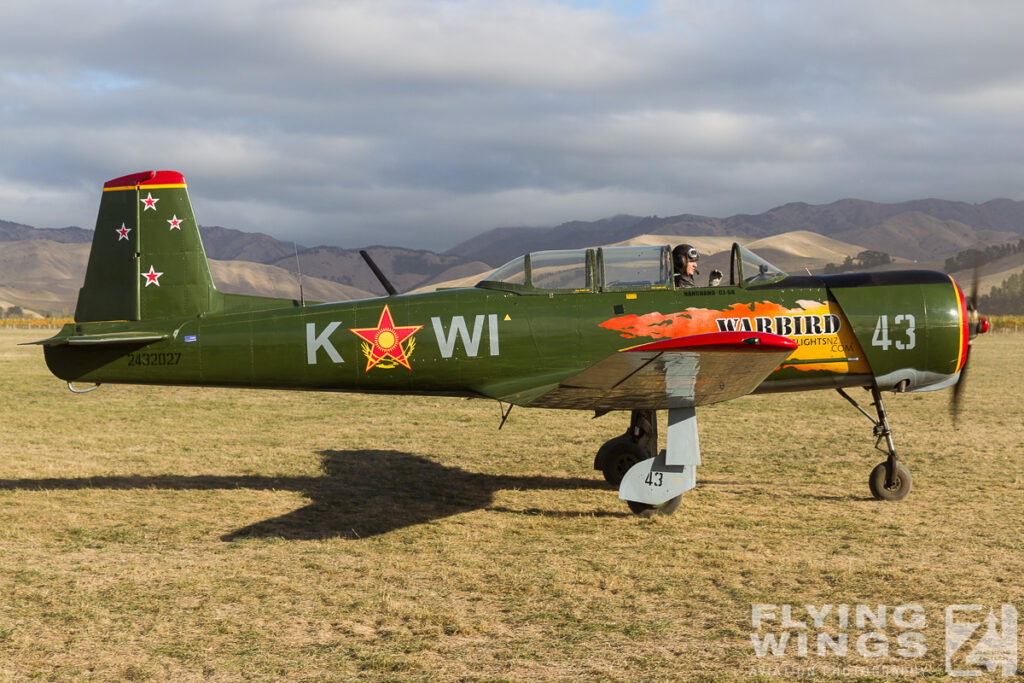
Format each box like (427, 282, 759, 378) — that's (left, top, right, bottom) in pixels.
(526, 331, 798, 411)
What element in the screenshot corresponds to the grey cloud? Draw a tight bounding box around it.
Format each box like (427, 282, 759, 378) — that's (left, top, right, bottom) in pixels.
(2, 0, 1024, 250)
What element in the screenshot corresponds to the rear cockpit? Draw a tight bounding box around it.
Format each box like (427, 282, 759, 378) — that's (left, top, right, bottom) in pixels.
(476, 246, 672, 293)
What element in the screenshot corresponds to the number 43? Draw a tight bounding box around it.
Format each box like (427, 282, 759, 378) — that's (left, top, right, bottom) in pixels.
(872, 314, 916, 350)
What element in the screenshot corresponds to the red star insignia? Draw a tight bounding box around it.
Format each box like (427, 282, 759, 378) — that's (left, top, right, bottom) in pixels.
(116, 223, 131, 241)
(141, 265, 163, 287)
(141, 192, 159, 211)
(349, 304, 422, 372)
(167, 215, 183, 230)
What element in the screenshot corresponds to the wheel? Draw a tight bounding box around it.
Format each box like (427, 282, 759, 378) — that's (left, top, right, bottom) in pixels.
(599, 440, 648, 487)
(595, 435, 633, 483)
(627, 495, 682, 517)
(868, 461, 912, 501)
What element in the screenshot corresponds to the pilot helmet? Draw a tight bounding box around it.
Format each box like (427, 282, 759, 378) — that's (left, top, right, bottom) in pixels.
(673, 244, 698, 267)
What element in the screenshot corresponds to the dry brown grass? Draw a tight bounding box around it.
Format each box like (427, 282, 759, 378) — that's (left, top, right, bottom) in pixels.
(1, 329, 1021, 681)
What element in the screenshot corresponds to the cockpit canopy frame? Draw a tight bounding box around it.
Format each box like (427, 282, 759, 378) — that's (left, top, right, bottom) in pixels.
(730, 243, 788, 287)
(477, 243, 787, 293)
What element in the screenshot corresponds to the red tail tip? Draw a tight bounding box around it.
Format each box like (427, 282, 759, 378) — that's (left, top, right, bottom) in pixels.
(104, 170, 186, 188)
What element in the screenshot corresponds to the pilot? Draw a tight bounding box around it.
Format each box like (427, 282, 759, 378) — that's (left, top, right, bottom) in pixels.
(673, 244, 699, 287)
(673, 244, 724, 288)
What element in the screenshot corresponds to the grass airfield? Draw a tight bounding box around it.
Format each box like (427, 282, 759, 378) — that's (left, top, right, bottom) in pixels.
(1, 328, 1021, 681)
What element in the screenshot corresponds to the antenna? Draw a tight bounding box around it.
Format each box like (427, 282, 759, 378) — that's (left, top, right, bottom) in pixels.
(360, 250, 398, 296)
(294, 242, 305, 306)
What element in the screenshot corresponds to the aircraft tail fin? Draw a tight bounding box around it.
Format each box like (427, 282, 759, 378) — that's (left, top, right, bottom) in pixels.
(75, 170, 217, 322)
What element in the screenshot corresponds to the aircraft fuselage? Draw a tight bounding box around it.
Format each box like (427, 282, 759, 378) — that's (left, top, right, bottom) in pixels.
(43, 269, 967, 410)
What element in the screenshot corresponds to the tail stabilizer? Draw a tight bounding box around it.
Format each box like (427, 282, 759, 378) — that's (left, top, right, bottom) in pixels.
(75, 171, 217, 322)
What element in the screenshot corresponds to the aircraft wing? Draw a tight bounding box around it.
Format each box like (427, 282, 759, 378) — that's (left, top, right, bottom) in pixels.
(525, 331, 798, 411)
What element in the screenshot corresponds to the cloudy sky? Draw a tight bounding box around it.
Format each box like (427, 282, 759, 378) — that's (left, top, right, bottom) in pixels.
(2, 1, 1023, 250)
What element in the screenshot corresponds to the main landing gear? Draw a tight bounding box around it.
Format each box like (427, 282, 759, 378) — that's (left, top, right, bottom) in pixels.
(595, 410, 657, 487)
(595, 387, 912, 515)
(837, 385, 913, 501)
(594, 408, 698, 517)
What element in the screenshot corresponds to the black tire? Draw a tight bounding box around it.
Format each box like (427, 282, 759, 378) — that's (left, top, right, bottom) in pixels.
(595, 435, 633, 482)
(868, 461, 912, 501)
(627, 495, 682, 517)
(599, 440, 648, 487)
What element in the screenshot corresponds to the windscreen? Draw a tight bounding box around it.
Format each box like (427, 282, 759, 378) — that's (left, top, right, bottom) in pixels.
(733, 244, 787, 285)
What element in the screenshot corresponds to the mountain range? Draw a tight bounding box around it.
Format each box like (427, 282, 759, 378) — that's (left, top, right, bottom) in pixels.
(2, 197, 1023, 317)
(445, 198, 1024, 266)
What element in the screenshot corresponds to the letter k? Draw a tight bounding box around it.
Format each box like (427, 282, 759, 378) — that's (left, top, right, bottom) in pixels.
(307, 322, 344, 364)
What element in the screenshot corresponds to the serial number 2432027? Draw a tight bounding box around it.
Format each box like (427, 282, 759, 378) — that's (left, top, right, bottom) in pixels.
(127, 351, 181, 367)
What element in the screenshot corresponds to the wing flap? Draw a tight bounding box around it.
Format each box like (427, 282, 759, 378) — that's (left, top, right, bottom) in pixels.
(528, 331, 797, 410)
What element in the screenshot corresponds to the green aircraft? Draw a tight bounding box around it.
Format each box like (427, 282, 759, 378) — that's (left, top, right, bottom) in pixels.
(32, 171, 989, 516)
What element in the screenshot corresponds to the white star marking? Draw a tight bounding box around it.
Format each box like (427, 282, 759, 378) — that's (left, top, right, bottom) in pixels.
(142, 265, 163, 287)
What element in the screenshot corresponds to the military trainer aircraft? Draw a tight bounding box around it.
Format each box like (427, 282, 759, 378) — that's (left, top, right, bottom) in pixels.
(32, 171, 988, 515)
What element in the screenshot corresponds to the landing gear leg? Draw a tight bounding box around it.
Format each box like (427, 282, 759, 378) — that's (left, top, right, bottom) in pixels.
(618, 406, 700, 517)
(594, 410, 658, 487)
(837, 386, 913, 501)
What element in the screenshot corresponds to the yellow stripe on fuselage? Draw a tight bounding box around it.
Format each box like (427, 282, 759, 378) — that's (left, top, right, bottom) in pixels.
(950, 275, 967, 373)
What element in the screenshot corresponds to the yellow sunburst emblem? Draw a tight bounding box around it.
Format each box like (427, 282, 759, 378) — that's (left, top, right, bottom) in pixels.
(349, 304, 423, 372)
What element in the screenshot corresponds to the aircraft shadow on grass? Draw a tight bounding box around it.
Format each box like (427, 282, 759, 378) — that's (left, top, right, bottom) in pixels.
(0, 449, 615, 540)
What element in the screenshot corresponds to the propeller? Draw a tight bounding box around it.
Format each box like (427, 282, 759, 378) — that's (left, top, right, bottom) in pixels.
(951, 260, 990, 422)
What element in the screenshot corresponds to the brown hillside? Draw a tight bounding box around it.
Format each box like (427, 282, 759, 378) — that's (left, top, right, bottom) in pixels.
(834, 212, 1018, 261)
(209, 260, 373, 302)
(748, 231, 865, 261)
(447, 198, 1024, 266)
(272, 246, 476, 296)
(411, 261, 494, 291)
(744, 230, 915, 273)
(602, 234, 740, 254)
(0, 239, 374, 315)
(0, 284, 76, 317)
(950, 251, 1024, 297)
(0, 241, 89, 315)
(0, 240, 89, 284)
